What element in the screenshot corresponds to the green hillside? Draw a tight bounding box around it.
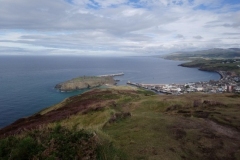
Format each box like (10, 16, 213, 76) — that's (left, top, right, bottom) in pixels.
(1, 86, 240, 159)
(179, 59, 240, 75)
(162, 48, 240, 76)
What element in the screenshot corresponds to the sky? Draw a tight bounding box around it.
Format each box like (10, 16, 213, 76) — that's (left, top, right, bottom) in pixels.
(0, 0, 240, 56)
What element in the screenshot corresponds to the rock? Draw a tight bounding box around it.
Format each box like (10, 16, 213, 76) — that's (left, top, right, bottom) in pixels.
(203, 100, 224, 106)
(193, 100, 202, 107)
(165, 104, 182, 112)
(108, 112, 131, 123)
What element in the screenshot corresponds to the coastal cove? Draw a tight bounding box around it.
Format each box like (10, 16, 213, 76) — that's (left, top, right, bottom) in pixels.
(0, 56, 220, 128)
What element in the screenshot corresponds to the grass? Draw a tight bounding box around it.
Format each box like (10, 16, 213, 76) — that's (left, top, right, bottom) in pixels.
(101, 90, 240, 159)
(1, 87, 240, 159)
(60, 108, 112, 130)
(38, 98, 69, 115)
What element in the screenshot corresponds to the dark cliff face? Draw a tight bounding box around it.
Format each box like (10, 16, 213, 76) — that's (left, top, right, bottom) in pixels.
(54, 84, 62, 89)
(179, 63, 205, 68)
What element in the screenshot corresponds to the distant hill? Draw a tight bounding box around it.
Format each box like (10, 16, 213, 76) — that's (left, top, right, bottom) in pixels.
(163, 48, 240, 60)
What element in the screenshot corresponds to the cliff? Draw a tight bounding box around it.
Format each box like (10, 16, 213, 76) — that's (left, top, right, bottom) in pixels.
(1, 87, 240, 159)
(55, 76, 116, 91)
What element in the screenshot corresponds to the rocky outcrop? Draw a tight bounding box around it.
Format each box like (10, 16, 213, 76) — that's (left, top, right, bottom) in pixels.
(55, 76, 116, 91)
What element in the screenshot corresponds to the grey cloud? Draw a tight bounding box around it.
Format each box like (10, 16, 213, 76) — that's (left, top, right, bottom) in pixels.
(205, 23, 240, 28)
(0, 46, 52, 55)
(176, 34, 184, 39)
(204, 11, 240, 29)
(0, 0, 167, 33)
(222, 23, 240, 28)
(0, 0, 240, 55)
(223, 33, 240, 35)
(17, 31, 145, 52)
(0, 0, 71, 29)
(193, 36, 203, 39)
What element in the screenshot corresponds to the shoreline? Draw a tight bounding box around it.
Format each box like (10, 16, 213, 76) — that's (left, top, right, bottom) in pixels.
(0, 59, 225, 129)
(198, 68, 224, 80)
(126, 59, 236, 95)
(162, 57, 223, 81)
(176, 61, 223, 81)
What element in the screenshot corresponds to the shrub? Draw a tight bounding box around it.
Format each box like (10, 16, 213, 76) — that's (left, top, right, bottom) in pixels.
(0, 125, 98, 160)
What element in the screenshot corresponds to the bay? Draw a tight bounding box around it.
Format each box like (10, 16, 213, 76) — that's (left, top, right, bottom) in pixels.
(0, 56, 220, 128)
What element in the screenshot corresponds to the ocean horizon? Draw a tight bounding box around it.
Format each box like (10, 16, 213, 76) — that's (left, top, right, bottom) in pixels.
(0, 56, 220, 128)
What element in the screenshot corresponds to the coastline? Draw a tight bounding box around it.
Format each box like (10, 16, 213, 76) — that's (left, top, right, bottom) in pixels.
(128, 58, 237, 95)
(161, 57, 222, 79)
(0, 56, 221, 129)
(197, 68, 223, 80)
(176, 60, 223, 81)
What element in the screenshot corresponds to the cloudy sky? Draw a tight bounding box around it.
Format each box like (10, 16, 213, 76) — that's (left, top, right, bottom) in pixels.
(0, 0, 240, 56)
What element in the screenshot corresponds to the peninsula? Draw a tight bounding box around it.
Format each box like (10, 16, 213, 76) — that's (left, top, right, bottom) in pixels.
(55, 73, 123, 91)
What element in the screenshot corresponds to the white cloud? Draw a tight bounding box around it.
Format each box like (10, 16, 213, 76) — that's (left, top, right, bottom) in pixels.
(0, 0, 239, 55)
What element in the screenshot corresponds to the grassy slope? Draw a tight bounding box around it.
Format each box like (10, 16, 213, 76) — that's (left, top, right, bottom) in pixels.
(102, 92, 240, 159)
(179, 59, 240, 75)
(1, 87, 240, 159)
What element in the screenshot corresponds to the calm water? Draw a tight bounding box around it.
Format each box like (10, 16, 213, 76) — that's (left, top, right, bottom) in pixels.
(0, 56, 220, 128)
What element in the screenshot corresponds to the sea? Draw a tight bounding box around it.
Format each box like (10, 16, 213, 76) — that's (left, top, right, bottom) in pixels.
(0, 56, 220, 128)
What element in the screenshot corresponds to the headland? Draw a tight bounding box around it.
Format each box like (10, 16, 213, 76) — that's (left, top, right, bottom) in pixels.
(55, 73, 124, 91)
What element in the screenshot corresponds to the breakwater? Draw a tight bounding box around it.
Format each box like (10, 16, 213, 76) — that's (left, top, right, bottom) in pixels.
(97, 72, 124, 77)
(127, 81, 173, 94)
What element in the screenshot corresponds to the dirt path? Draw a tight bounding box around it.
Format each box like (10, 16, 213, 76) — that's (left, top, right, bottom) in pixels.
(205, 119, 240, 140)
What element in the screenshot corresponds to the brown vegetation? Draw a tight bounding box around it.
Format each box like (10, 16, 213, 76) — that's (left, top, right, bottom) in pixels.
(1, 88, 240, 159)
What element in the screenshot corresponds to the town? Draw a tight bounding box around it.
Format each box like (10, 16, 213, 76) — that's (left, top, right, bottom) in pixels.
(127, 71, 240, 95)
